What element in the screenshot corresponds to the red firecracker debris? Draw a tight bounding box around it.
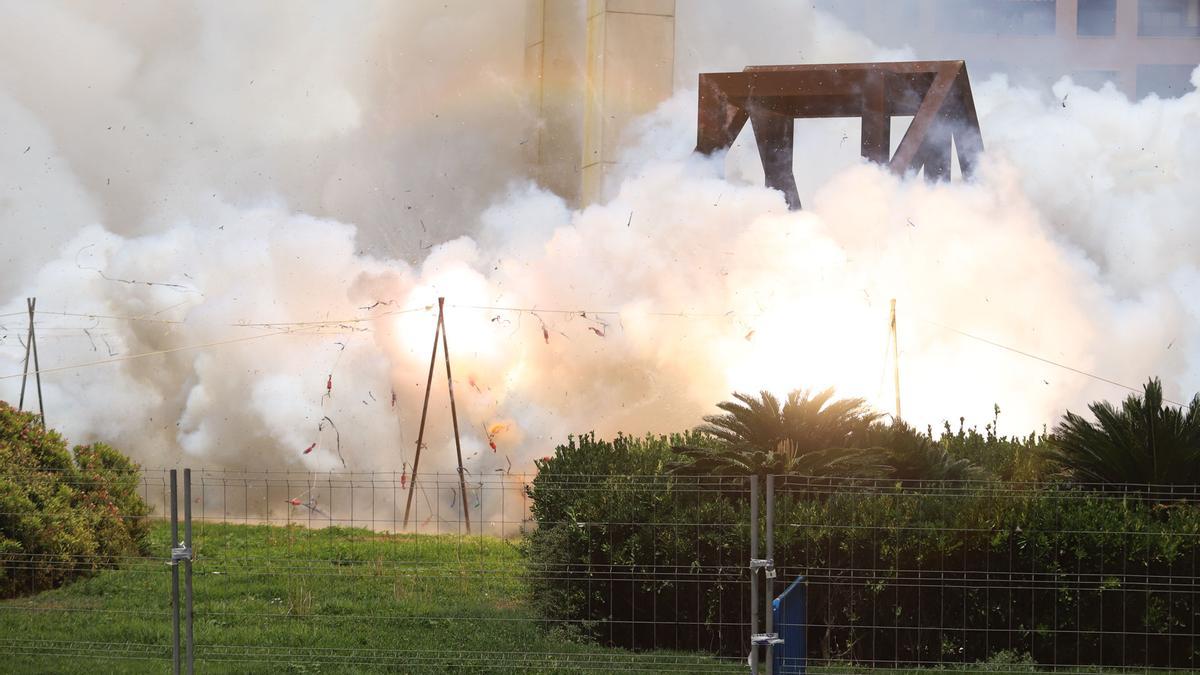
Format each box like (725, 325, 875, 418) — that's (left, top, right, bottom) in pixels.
(401, 466, 408, 490)
(286, 498, 303, 506)
(542, 326, 550, 344)
(326, 374, 333, 394)
(303, 442, 316, 455)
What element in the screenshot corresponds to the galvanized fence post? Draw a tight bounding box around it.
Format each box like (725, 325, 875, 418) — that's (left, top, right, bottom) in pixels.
(183, 468, 195, 675)
(750, 476, 760, 675)
(169, 469, 181, 675)
(765, 474, 776, 674)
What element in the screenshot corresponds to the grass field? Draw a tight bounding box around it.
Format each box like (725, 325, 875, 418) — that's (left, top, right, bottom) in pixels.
(0, 521, 1180, 674)
(0, 521, 742, 673)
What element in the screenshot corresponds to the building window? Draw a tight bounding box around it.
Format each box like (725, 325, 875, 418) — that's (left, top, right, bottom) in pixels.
(938, 0, 1057, 36)
(1072, 70, 1120, 89)
(1077, 0, 1117, 36)
(1138, 0, 1200, 36)
(1136, 64, 1197, 98)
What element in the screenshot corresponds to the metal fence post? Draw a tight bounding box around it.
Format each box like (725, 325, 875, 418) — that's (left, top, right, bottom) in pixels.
(169, 469, 181, 675)
(750, 476, 760, 675)
(183, 468, 195, 675)
(765, 474, 776, 675)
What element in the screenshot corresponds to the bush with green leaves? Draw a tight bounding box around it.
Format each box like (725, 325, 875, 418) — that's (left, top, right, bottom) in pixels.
(526, 432, 1200, 668)
(0, 401, 151, 598)
(525, 432, 751, 652)
(932, 410, 1052, 482)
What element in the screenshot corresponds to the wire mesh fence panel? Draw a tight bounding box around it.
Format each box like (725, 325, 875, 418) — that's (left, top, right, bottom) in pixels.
(773, 476, 1200, 673)
(184, 470, 751, 672)
(9, 463, 1199, 674)
(0, 468, 174, 671)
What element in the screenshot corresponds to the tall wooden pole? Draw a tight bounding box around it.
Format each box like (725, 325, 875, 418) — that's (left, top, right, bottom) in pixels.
(18, 297, 34, 411)
(438, 298, 472, 533)
(402, 301, 443, 529)
(30, 298, 45, 427)
(18, 297, 45, 427)
(890, 298, 901, 422)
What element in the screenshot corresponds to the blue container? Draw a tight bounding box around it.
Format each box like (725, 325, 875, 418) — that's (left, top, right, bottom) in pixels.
(771, 576, 807, 674)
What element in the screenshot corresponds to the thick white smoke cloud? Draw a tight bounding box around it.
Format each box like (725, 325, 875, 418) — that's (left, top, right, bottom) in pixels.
(1, 1, 1198, 495)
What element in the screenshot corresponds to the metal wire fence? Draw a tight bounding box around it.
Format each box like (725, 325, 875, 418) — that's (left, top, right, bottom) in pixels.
(2, 468, 1199, 674)
(774, 477, 1200, 674)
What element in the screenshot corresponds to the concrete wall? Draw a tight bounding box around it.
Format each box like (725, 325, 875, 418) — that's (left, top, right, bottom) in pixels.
(526, 0, 675, 207)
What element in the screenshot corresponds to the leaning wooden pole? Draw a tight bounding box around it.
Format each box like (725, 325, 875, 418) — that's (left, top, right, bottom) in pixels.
(18, 297, 34, 411)
(402, 301, 443, 529)
(890, 298, 901, 422)
(29, 298, 45, 427)
(437, 298, 472, 533)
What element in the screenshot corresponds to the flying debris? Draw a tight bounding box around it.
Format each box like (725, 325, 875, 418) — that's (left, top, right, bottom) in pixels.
(360, 300, 395, 311)
(302, 442, 316, 455)
(494, 454, 512, 475)
(286, 496, 326, 517)
(484, 422, 509, 452)
(319, 416, 345, 467)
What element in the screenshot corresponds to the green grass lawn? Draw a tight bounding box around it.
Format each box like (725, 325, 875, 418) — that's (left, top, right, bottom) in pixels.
(0, 521, 742, 673)
(0, 521, 1181, 674)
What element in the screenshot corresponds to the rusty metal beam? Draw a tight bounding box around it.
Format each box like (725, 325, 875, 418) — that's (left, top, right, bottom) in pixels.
(888, 62, 960, 173)
(860, 69, 890, 164)
(749, 105, 801, 209)
(695, 60, 984, 210)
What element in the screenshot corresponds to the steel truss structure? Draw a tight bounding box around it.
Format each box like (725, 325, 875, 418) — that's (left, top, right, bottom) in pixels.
(696, 60, 985, 209)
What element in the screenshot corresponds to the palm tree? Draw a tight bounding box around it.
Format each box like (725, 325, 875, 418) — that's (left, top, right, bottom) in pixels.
(670, 389, 891, 477)
(1047, 378, 1200, 488)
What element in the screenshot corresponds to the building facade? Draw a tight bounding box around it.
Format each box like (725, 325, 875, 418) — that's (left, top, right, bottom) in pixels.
(524, 0, 1198, 208)
(819, 0, 1200, 98)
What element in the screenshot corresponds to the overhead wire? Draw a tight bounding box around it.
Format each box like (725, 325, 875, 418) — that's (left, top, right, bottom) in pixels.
(1, 294, 1182, 406)
(448, 303, 740, 319)
(0, 329, 299, 381)
(912, 315, 1183, 405)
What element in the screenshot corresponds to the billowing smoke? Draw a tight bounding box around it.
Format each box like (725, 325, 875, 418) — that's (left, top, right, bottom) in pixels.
(1, 0, 1198, 495)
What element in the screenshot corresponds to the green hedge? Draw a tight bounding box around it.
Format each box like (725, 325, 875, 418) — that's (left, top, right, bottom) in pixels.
(525, 433, 1200, 669)
(0, 401, 152, 597)
(525, 433, 753, 653)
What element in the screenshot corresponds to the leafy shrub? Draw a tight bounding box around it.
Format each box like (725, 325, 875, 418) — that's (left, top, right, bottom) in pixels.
(526, 432, 1200, 668)
(861, 421, 990, 482)
(0, 401, 151, 597)
(525, 432, 751, 652)
(932, 408, 1052, 482)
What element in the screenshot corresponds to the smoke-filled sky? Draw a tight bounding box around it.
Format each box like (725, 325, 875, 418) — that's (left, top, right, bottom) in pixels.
(1, 0, 1198, 479)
